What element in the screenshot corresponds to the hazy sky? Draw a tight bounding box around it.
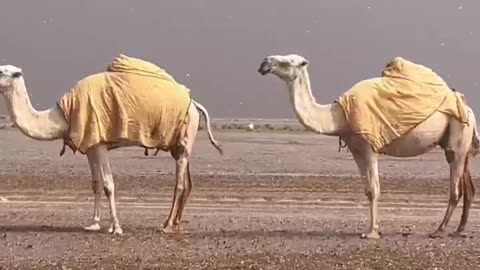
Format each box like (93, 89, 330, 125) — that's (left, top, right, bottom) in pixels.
(1, 0, 479, 118)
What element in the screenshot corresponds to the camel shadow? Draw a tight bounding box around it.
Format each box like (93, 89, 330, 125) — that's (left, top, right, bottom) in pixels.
(185, 229, 357, 238)
(155, 229, 410, 240)
(0, 225, 88, 233)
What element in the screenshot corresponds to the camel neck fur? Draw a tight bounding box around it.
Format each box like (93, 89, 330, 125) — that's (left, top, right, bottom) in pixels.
(286, 68, 346, 136)
(1, 79, 68, 140)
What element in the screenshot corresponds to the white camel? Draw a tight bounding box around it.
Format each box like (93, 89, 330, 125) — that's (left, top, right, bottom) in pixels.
(0, 65, 223, 235)
(258, 54, 478, 239)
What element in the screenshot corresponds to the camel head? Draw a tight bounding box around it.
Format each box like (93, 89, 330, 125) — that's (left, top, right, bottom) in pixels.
(258, 54, 309, 81)
(0, 65, 24, 93)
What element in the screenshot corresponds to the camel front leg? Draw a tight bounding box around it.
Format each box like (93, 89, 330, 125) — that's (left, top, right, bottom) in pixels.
(349, 147, 368, 199)
(350, 141, 381, 239)
(83, 173, 103, 232)
(86, 144, 123, 235)
(361, 154, 381, 239)
(104, 173, 122, 235)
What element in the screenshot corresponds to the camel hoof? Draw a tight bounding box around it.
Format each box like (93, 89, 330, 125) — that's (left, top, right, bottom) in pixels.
(84, 223, 101, 232)
(113, 229, 123, 235)
(361, 231, 381, 239)
(449, 231, 468, 238)
(108, 224, 123, 235)
(162, 225, 179, 234)
(428, 230, 447, 238)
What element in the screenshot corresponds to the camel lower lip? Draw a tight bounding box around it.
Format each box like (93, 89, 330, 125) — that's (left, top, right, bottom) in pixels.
(258, 69, 270, 75)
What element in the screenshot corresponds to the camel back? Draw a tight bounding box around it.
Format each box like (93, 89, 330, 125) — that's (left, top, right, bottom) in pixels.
(336, 57, 469, 152)
(57, 54, 191, 154)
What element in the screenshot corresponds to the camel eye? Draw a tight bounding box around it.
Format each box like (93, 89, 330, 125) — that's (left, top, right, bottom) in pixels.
(12, 72, 23, 78)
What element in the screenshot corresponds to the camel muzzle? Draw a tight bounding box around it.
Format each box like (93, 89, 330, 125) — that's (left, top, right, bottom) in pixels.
(258, 61, 272, 75)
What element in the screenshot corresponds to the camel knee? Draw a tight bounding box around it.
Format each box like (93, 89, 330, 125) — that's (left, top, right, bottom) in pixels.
(175, 157, 188, 184)
(365, 188, 379, 202)
(177, 155, 188, 165)
(445, 149, 455, 164)
(172, 144, 191, 160)
(176, 157, 189, 173)
(173, 177, 186, 198)
(449, 192, 460, 203)
(103, 180, 114, 197)
(175, 185, 185, 195)
(449, 186, 461, 204)
(366, 191, 373, 201)
(365, 182, 380, 202)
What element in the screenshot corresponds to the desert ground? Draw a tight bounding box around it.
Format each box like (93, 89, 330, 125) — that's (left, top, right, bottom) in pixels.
(1, 125, 480, 269)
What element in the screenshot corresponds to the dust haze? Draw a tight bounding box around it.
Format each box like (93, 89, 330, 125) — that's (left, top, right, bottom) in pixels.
(1, 0, 479, 118)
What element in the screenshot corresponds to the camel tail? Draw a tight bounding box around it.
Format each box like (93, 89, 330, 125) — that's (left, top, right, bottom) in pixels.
(192, 100, 224, 155)
(143, 99, 223, 157)
(471, 121, 480, 156)
(467, 105, 480, 156)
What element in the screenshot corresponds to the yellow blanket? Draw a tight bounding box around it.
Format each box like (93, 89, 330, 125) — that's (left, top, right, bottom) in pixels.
(57, 54, 191, 154)
(336, 57, 469, 152)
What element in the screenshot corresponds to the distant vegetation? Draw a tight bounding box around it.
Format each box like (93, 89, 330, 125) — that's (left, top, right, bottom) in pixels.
(199, 118, 308, 133)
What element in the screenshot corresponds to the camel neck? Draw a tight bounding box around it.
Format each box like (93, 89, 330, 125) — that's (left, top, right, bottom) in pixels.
(2, 79, 67, 140)
(286, 68, 345, 136)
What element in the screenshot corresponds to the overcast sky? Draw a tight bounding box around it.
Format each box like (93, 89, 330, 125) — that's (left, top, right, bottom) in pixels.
(1, 0, 479, 118)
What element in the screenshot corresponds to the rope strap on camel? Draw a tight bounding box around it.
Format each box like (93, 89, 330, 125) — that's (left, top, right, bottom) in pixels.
(336, 57, 469, 152)
(57, 54, 191, 155)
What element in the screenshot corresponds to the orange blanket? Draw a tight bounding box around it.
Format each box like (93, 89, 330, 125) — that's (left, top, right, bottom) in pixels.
(336, 57, 469, 152)
(57, 55, 191, 154)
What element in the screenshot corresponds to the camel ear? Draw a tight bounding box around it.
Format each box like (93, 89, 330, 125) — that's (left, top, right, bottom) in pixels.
(12, 72, 23, 78)
(299, 60, 308, 67)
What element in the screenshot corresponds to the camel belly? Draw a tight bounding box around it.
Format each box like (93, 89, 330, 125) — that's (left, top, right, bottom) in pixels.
(379, 112, 449, 157)
(104, 103, 198, 152)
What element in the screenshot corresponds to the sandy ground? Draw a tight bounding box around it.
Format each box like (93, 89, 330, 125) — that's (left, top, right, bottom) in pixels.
(1, 129, 480, 269)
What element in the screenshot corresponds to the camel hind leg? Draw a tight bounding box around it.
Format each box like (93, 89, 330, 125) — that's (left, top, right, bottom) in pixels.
(175, 163, 193, 225)
(162, 103, 199, 233)
(163, 146, 193, 231)
(451, 106, 478, 236)
(451, 156, 476, 236)
(430, 117, 473, 238)
(162, 148, 189, 233)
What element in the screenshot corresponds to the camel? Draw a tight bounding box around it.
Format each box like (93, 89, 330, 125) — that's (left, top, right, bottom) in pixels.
(257, 54, 478, 239)
(0, 64, 223, 235)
